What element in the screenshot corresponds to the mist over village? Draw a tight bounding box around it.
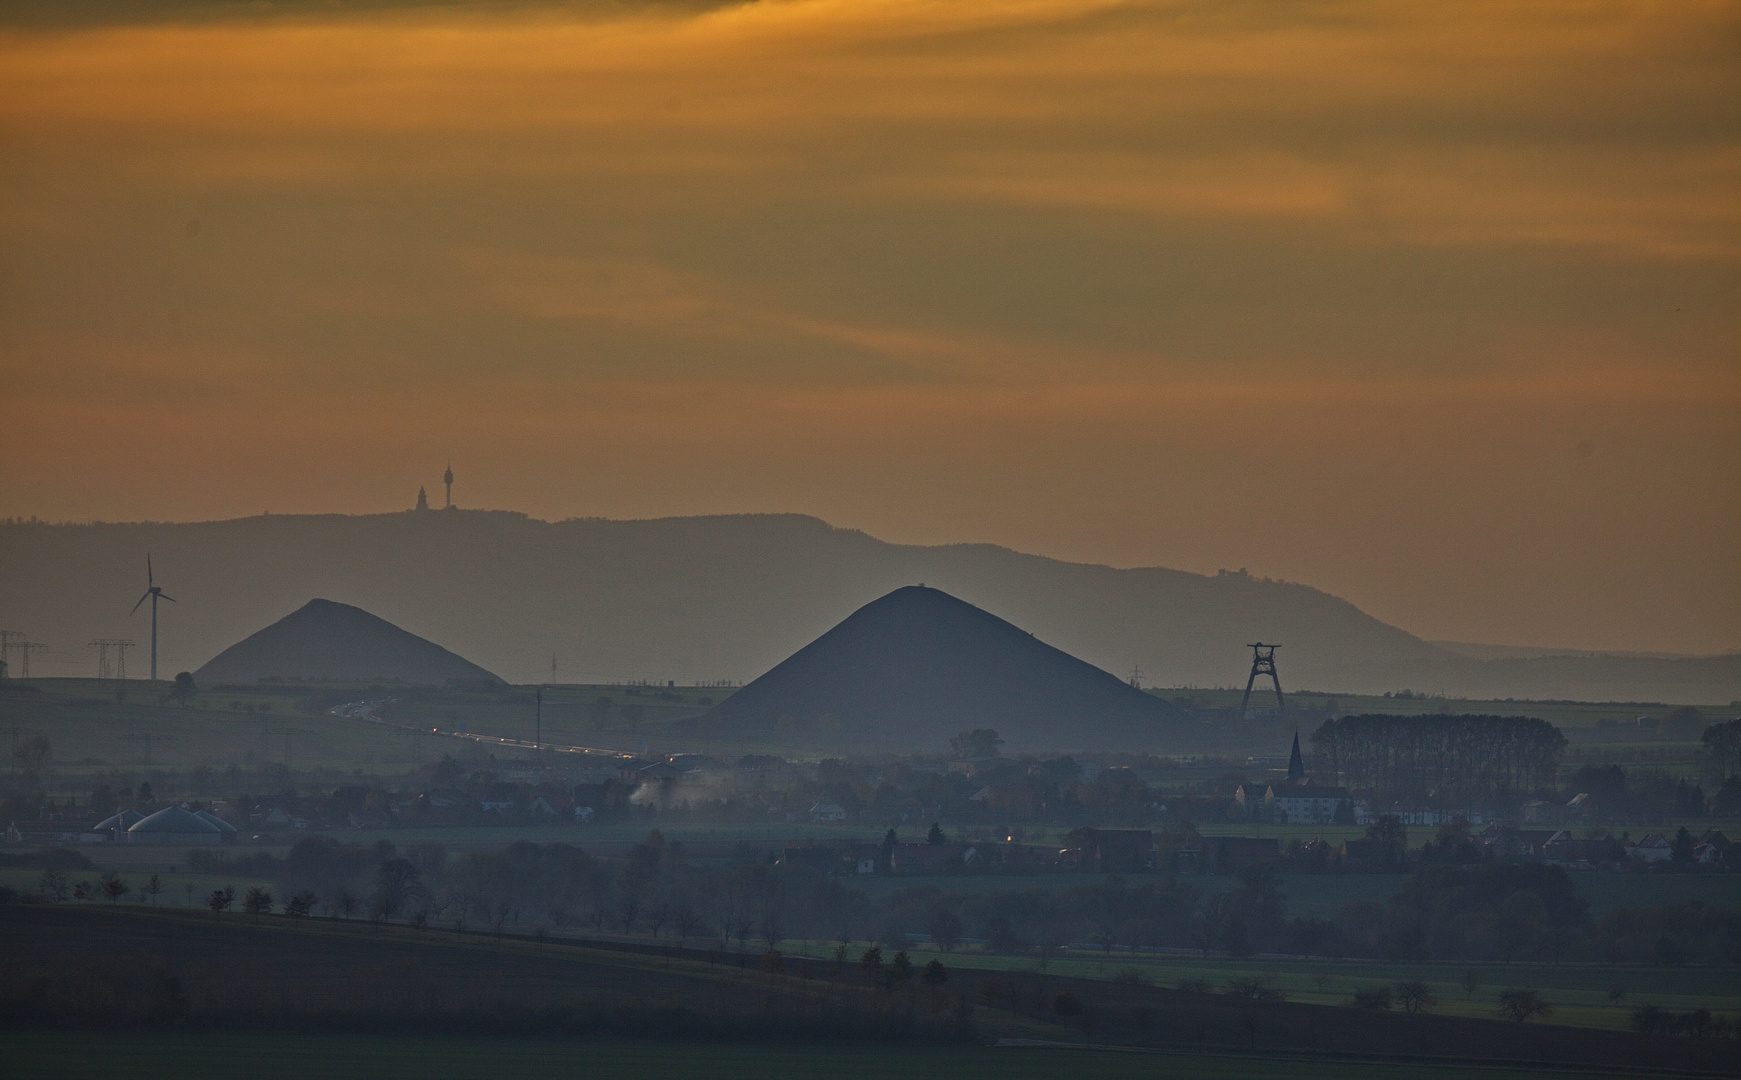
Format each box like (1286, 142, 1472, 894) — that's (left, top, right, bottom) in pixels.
(1, 2, 1737, 1079)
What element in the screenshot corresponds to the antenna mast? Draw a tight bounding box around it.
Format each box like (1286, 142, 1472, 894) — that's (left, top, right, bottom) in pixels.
(1239, 643, 1285, 720)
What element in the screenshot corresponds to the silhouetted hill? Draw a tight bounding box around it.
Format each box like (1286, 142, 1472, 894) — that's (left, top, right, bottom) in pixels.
(690, 585, 1188, 752)
(195, 598, 502, 686)
(1, 511, 1733, 703)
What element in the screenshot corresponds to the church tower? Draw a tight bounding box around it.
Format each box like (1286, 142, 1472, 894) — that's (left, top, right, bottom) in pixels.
(1286, 731, 1306, 784)
(416, 486, 429, 511)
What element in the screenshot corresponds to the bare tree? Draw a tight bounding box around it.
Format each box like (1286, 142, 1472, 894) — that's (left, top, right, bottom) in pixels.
(1497, 988, 1552, 1023)
(141, 874, 165, 906)
(1395, 980, 1438, 1014)
(37, 870, 68, 903)
(208, 886, 235, 917)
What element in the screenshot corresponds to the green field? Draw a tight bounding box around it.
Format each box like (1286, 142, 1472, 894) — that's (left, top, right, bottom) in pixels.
(0, 1031, 1633, 1080)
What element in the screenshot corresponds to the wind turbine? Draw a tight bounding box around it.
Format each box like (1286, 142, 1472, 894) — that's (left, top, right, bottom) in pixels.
(130, 556, 176, 681)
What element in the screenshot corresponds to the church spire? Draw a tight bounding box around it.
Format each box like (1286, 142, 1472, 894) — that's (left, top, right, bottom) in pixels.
(1287, 730, 1306, 783)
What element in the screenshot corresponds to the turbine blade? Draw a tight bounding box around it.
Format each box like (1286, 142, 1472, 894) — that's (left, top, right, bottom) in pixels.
(130, 592, 150, 615)
(159, 593, 176, 603)
(147, 554, 154, 587)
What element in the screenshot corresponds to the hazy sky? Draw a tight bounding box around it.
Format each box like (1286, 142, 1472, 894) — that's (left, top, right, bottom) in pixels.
(2, 0, 1737, 654)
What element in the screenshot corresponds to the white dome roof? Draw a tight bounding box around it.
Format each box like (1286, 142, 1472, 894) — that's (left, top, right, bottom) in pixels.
(128, 806, 223, 834)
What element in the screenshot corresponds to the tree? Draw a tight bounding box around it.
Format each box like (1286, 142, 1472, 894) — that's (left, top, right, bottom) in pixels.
(1671, 827, 1696, 864)
(141, 874, 165, 906)
(949, 729, 1003, 759)
(927, 822, 946, 845)
(168, 671, 198, 706)
(922, 959, 949, 987)
(1497, 988, 1552, 1023)
(1394, 980, 1438, 1014)
(1701, 719, 1741, 778)
(1365, 816, 1408, 866)
(100, 872, 128, 904)
(285, 891, 315, 917)
(14, 734, 51, 777)
(208, 886, 235, 917)
(1460, 969, 1480, 1001)
(37, 870, 68, 903)
(928, 907, 963, 952)
(889, 950, 913, 982)
(371, 857, 424, 922)
(857, 945, 883, 977)
(243, 886, 273, 922)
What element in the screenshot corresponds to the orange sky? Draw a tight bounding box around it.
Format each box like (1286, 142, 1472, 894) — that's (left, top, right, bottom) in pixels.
(1, 0, 1737, 653)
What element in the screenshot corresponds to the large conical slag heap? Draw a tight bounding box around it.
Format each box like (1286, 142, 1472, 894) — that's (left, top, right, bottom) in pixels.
(195, 598, 502, 686)
(697, 585, 1187, 752)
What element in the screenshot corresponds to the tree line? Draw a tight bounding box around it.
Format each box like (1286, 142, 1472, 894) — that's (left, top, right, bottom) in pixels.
(1310, 714, 1566, 809)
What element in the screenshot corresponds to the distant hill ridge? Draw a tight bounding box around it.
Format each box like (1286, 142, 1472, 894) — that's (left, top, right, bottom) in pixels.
(0, 510, 1734, 703)
(693, 585, 1187, 752)
(195, 598, 502, 686)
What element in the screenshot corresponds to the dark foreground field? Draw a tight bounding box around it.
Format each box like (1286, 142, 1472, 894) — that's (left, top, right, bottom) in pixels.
(0, 1030, 1633, 1080)
(4, 906, 1740, 1076)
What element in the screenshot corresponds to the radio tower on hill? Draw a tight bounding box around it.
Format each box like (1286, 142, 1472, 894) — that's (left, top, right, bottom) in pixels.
(444, 462, 454, 509)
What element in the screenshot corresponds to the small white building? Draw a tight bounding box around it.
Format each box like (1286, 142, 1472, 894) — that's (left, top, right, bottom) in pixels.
(809, 802, 847, 823)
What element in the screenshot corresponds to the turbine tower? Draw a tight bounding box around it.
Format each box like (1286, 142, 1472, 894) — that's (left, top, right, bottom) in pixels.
(444, 462, 454, 509)
(130, 555, 176, 681)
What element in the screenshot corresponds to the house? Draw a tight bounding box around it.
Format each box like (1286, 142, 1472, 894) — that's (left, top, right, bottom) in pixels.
(1063, 829, 1153, 872)
(1626, 833, 1673, 863)
(1336, 838, 1387, 870)
(573, 805, 594, 822)
(1481, 826, 1566, 861)
(528, 794, 572, 817)
(1542, 837, 1624, 869)
(809, 802, 847, 823)
(1268, 784, 1351, 825)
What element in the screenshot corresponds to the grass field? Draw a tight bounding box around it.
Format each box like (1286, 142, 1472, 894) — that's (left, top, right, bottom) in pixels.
(7, 905, 1738, 1076)
(0, 1031, 1640, 1080)
(809, 942, 1741, 1033)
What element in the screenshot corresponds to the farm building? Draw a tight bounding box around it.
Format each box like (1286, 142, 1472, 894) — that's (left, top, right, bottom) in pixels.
(126, 805, 225, 845)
